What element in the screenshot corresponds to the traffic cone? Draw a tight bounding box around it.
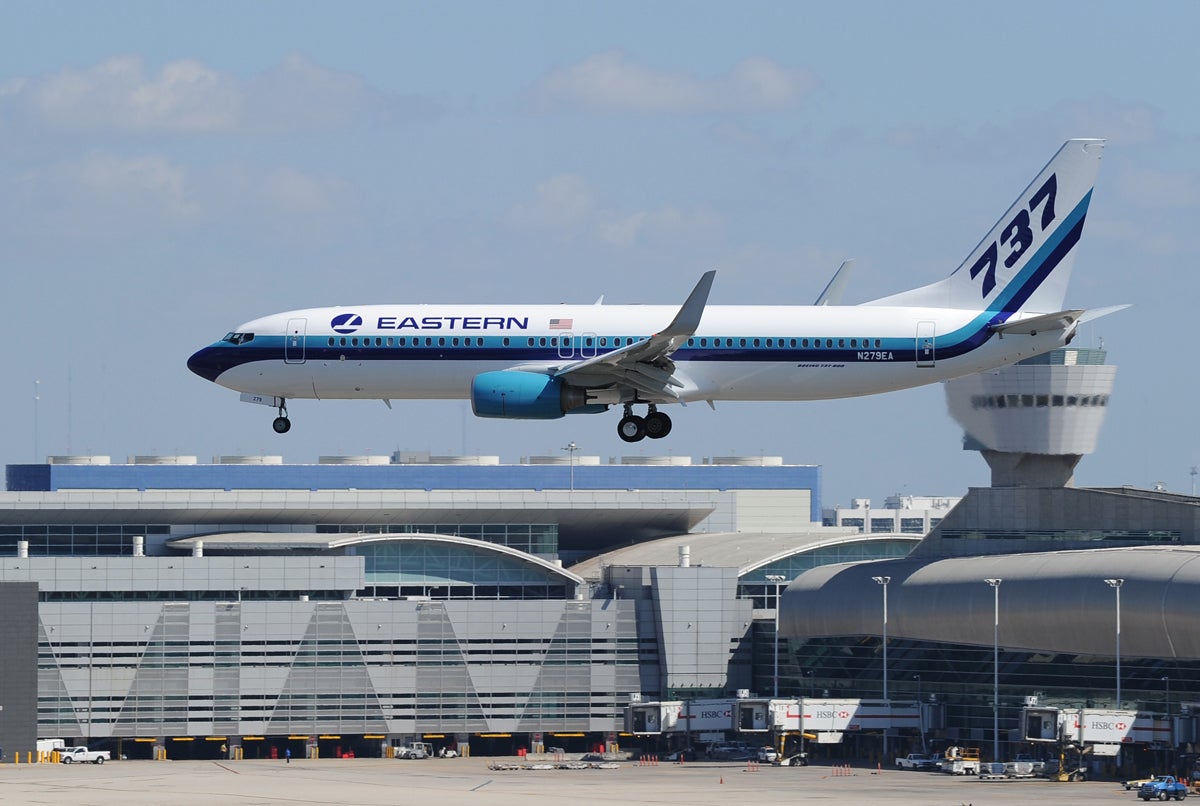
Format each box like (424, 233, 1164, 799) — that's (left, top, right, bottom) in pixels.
(720, 775, 724, 784)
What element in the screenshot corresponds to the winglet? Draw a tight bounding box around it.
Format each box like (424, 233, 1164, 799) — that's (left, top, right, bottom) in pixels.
(659, 270, 716, 337)
(814, 260, 854, 306)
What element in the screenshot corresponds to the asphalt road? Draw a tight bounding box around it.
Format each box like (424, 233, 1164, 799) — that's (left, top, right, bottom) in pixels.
(0, 757, 1152, 805)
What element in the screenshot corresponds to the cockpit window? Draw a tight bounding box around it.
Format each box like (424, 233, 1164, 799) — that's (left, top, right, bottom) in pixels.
(223, 332, 255, 345)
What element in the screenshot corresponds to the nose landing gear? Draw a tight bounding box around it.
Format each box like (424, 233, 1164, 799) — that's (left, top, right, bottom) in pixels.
(272, 400, 291, 434)
(617, 404, 671, 443)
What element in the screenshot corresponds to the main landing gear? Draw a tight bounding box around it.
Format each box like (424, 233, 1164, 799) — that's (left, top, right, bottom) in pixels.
(617, 404, 672, 443)
(272, 400, 291, 434)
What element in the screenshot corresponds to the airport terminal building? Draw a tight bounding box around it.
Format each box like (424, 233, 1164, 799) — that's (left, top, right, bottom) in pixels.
(0, 453, 916, 759)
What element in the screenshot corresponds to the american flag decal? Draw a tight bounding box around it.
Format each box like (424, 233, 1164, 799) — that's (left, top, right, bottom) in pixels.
(549, 318, 573, 329)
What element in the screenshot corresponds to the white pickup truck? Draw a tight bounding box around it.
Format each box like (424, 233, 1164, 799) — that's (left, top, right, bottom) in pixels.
(894, 753, 937, 770)
(61, 746, 110, 764)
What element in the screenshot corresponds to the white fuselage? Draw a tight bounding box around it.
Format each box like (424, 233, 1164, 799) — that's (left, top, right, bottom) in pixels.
(194, 302, 1068, 404)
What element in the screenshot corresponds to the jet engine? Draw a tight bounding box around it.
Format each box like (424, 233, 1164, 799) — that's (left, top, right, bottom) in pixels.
(471, 371, 608, 419)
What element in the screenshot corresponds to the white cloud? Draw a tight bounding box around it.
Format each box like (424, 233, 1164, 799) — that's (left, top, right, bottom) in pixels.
(68, 152, 200, 220)
(508, 174, 597, 236)
(1117, 168, 1198, 208)
(1058, 99, 1162, 146)
(0, 151, 352, 249)
(255, 166, 339, 216)
(508, 173, 722, 248)
(24, 56, 240, 133)
(529, 51, 816, 114)
(3, 53, 425, 135)
(596, 205, 723, 248)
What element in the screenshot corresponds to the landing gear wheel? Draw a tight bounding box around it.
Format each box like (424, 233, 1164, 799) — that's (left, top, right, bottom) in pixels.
(272, 416, 291, 434)
(617, 415, 646, 443)
(644, 410, 672, 439)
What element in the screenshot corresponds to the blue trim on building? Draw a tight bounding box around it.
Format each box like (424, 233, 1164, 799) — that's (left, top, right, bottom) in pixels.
(6, 463, 823, 522)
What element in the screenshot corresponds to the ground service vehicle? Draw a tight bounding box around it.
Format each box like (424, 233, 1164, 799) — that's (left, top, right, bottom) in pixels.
(938, 747, 981, 775)
(61, 746, 110, 764)
(395, 742, 431, 759)
(1138, 776, 1187, 801)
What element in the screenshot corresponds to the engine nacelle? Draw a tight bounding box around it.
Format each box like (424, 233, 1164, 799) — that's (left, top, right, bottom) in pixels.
(471, 371, 597, 419)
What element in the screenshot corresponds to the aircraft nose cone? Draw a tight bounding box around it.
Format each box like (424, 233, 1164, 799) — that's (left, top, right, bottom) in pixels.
(187, 345, 225, 382)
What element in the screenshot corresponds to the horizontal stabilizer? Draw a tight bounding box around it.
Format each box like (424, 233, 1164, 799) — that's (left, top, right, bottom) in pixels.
(1078, 304, 1131, 324)
(988, 309, 1083, 336)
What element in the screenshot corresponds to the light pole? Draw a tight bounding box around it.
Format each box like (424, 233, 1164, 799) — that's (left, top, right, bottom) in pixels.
(766, 574, 787, 698)
(985, 578, 1002, 763)
(914, 674, 924, 752)
(872, 575, 891, 758)
(1105, 578, 1124, 707)
(1163, 676, 1172, 762)
(562, 441, 578, 491)
(33, 379, 40, 462)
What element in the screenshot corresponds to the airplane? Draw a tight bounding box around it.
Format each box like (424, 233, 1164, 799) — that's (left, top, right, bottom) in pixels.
(188, 138, 1119, 443)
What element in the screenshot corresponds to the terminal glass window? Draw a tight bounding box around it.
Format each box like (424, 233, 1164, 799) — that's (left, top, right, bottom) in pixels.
(316, 523, 558, 556)
(0, 524, 170, 556)
(354, 541, 570, 600)
(738, 540, 916, 607)
(870, 518, 894, 533)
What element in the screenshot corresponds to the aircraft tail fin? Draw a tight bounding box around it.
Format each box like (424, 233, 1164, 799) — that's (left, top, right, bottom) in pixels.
(864, 139, 1104, 314)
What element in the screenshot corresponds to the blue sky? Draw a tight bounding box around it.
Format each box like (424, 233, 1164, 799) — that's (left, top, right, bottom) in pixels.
(2, 1, 1198, 507)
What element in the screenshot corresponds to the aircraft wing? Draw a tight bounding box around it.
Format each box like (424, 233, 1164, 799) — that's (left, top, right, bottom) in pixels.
(549, 270, 715, 400)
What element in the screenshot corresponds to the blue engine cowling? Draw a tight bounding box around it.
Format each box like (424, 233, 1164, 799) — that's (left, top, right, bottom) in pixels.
(471, 371, 603, 419)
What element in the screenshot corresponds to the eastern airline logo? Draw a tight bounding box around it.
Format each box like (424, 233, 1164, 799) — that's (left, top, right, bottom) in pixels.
(331, 313, 363, 334)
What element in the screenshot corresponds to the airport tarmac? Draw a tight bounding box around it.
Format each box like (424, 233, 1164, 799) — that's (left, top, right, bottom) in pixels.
(0, 757, 1144, 805)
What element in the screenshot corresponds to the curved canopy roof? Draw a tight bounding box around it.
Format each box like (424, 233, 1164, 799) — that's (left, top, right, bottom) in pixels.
(169, 531, 584, 586)
(569, 528, 916, 580)
(781, 545, 1200, 659)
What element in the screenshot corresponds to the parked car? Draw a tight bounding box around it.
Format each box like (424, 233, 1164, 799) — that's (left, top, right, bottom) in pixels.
(756, 747, 778, 763)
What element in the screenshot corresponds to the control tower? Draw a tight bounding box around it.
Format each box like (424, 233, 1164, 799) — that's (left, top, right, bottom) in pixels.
(944, 348, 1116, 487)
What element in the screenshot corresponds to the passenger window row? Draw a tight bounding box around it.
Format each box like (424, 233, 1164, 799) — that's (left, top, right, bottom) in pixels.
(686, 337, 884, 349)
(327, 336, 491, 347)
(321, 335, 885, 349)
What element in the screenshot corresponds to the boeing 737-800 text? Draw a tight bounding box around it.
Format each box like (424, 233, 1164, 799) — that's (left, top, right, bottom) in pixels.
(188, 139, 1118, 443)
